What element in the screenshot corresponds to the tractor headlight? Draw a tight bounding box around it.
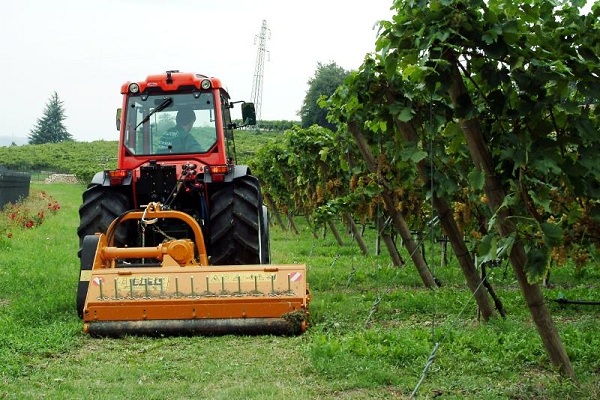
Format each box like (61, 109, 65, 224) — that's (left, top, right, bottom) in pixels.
(201, 79, 211, 90)
(129, 83, 140, 93)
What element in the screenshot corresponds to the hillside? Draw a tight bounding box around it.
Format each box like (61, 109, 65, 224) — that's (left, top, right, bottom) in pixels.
(0, 130, 281, 182)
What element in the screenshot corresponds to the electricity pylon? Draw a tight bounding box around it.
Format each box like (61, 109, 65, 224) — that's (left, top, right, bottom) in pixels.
(250, 19, 270, 126)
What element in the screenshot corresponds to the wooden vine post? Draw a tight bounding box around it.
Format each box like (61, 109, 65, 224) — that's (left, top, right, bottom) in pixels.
(349, 121, 438, 288)
(445, 51, 575, 378)
(263, 191, 287, 231)
(344, 211, 369, 256)
(326, 219, 344, 246)
(377, 213, 405, 267)
(389, 107, 498, 320)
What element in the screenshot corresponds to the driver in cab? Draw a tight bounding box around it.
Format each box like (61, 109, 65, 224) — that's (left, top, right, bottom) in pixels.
(157, 109, 202, 153)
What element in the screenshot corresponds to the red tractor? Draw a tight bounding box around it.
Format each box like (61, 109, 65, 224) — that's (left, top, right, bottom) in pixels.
(76, 71, 310, 336)
(77, 70, 269, 269)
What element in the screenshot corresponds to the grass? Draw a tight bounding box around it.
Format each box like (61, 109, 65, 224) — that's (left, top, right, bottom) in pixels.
(0, 183, 599, 399)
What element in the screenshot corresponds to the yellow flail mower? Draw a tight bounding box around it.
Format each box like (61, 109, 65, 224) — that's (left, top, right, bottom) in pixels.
(77, 203, 310, 337)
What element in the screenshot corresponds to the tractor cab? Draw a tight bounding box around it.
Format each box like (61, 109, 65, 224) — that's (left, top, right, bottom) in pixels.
(115, 72, 256, 172)
(124, 92, 219, 156)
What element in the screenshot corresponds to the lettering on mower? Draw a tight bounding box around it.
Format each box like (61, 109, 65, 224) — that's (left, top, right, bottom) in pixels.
(207, 273, 277, 283)
(130, 277, 165, 287)
(116, 277, 169, 293)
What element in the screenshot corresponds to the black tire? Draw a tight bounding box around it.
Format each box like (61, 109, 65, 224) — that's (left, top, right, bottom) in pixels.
(260, 205, 270, 264)
(209, 175, 267, 265)
(77, 185, 132, 257)
(77, 234, 100, 319)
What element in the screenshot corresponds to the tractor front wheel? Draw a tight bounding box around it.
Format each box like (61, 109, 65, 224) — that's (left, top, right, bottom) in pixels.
(209, 175, 269, 265)
(76, 234, 100, 318)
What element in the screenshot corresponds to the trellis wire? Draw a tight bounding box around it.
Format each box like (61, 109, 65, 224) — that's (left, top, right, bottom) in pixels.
(409, 276, 488, 398)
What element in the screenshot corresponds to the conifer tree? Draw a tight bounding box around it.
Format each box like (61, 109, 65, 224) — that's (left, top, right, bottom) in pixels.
(28, 92, 73, 144)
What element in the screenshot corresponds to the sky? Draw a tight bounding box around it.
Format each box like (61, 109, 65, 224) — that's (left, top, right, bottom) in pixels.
(0, 0, 395, 142)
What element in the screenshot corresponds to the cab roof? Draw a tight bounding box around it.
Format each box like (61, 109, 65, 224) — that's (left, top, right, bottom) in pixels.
(121, 71, 225, 94)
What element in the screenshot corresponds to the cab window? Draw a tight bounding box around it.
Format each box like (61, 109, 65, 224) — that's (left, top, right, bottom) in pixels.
(124, 93, 218, 155)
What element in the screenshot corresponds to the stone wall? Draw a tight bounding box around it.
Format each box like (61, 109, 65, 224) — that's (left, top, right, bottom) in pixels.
(44, 174, 80, 184)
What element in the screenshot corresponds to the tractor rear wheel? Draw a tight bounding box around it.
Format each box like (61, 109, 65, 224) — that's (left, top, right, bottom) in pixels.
(209, 175, 268, 265)
(77, 185, 132, 257)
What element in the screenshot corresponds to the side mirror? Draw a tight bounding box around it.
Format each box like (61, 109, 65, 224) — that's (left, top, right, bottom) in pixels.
(241, 102, 257, 126)
(115, 108, 122, 131)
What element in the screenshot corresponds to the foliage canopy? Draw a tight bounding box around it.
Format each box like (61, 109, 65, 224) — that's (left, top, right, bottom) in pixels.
(251, 0, 600, 377)
(299, 62, 350, 131)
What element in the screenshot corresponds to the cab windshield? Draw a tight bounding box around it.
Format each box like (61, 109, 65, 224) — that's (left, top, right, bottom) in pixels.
(124, 92, 218, 155)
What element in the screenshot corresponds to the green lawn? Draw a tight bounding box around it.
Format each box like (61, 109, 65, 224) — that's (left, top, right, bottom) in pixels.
(0, 183, 598, 399)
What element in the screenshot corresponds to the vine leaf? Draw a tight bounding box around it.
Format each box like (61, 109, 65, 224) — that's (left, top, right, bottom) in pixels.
(478, 234, 497, 264)
(528, 190, 552, 213)
(399, 147, 427, 163)
(319, 147, 330, 162)
(540, 222, 563, 248)
(526, 245, 550, 283)
(468, 169, 485, 191)
(398, 107, 414, 122)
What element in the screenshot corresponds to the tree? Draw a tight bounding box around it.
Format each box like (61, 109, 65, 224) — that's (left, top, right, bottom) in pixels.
(29, 92, 73, 144)
(299, 62, 349, 130)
